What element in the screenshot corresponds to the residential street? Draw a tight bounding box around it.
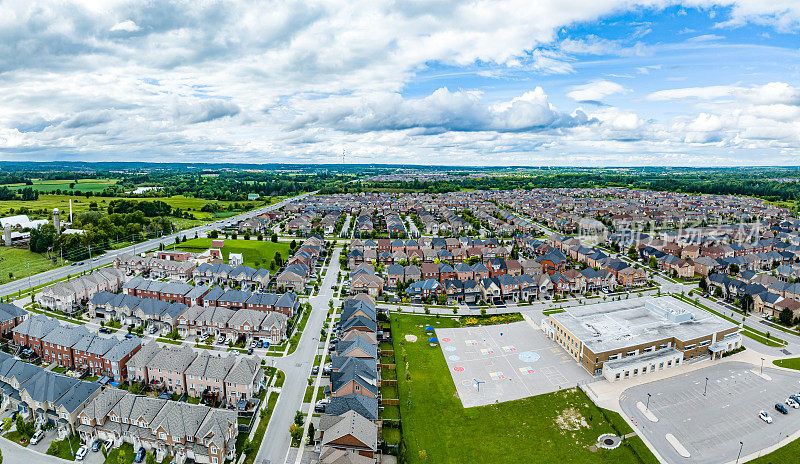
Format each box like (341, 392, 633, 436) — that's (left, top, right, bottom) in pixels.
(256, 247, 341, 464)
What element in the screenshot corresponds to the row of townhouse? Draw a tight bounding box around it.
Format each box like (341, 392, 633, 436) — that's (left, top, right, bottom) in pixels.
(114, 253, 197, 280)
(90, 292, 289, 344)
(12, 314, 142, 382)
(36, 268, 124, 312)
(708, 273, 800, 320)
(276, 236, 327, 291)
(119, 277, 300, 316)
(0, 350, 102, 439)
(77, 388, 237, 464)
(192, 263, 271, 289)
(126, 343, 263, 406)
(347, 241, 508, 268)
(0, 302, 28, 337)
(316, 295, 380, 464)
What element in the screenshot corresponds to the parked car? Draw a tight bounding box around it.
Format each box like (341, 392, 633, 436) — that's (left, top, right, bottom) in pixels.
(149, 325, 158, 334)
(134, 447, 146, 463)
(76, 445, 89, 461)
(311, 366, 319, 375)
(787, 397, 799, 409)
(257, 340, 264, 348)
(30, 429, 44, 445)
(92, 439, 104, 452)
(759, 410, 773, 423)
(790, 394, 800, 405)
(776, 403, 789, 415)
(247, 348, 254, 355)
(124, 334, 134, 339)
(314, 402, 326, 413)
(98, 327, 111, 334)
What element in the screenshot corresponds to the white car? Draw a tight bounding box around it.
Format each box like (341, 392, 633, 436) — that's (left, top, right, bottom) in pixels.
(76, 445, 89, 461)
(30, 429, 44, 445)
(759, 410, 773, 424)
(787, 398, 799, 409)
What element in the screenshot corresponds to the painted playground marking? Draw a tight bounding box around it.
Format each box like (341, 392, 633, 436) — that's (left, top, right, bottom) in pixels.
(502, 345, 517, 352)
(441, 338, 451, 342)
(489, 371, 506, 380)
(518, 366, 535, 375)
(465, 339, 478, 346)
(445, 346, 456, 352)
(449, 355, 460, 361)
(480, 348, 495, 355)
(518, 351, 540, 363)
(454, 366, 465, 372)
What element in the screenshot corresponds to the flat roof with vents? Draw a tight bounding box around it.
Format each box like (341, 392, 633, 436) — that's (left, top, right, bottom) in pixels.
(550, 296, 737, 354)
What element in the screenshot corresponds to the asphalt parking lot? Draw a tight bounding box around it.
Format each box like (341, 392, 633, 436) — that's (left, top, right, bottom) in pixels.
(620, 361, 800, 464)
(436, 321, 591, 407)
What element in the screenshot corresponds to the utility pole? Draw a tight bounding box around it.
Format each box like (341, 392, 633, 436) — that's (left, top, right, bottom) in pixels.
(89, 245, 93, 272)
(26, 261, 32, 300)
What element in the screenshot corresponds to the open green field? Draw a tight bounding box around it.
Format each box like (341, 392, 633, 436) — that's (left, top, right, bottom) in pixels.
(0, 194, 271, 223)
(4, 178, 117, 193)
(391, 314, 658, 464)
(0, 246, 63, 283)
(178, 237, 291, 268)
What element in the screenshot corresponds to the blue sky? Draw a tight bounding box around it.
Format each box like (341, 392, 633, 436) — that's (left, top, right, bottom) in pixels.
(1, 1, 800, 166)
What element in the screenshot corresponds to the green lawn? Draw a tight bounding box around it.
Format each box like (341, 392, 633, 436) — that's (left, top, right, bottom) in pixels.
(773, 357, 800, 370)
(391, 313, 658, 464)
(748, 435, 800, 463)
(178, 238, 290, 269)
(104, 442, 135, 464)
(0, 246, 64, 284)
(46, 433, 81, 460)
(4, 430, 30, 446)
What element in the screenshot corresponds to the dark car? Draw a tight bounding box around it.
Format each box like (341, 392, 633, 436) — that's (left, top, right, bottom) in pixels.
(134, 447, 146, 463)
(311, 366, 319, 375)
(247, 348, 254, 355)
(91, 439, 104, 452)
(776, 403, 789, 415)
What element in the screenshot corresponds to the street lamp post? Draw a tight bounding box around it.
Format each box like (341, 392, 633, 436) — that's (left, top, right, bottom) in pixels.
(646, 393, 652, 410)
(761, 357, 765, 375)
(704, 377, 709, 396)
(736, 441, 744, 464)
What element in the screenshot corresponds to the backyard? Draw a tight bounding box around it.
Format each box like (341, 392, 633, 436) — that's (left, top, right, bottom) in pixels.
(390, 313, 658, 464)
(178, 237, 291, 269)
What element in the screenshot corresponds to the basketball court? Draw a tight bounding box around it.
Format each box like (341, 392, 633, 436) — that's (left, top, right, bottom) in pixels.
(436, 321, 592, 407)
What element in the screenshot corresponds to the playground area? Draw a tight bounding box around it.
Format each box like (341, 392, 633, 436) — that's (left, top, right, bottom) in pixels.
(436, 320, 592, 407)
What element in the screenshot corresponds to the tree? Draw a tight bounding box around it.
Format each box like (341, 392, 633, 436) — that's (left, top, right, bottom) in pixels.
(271, 233, 278, 242)
(628, 244, 638, 261)
(436, 293, 448, 305)
(714, 286, 723, 298)
(648, 256, 658, 270)
(729, 264, 739, 275)
(146, 451, 156, 464)
(740, 293, 753, 315)
(779, 307, 794, 326)
(699, 277, 708, 292)
(208, 230, 219, 239)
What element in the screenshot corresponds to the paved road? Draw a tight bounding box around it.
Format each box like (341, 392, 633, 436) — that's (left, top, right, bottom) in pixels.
(256, 247, 341, 464)
(0, 192, 315, 298)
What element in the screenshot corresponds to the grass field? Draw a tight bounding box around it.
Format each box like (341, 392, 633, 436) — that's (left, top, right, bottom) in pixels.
(4, 178, 117, 193)
(390, 313, 658, 464)
(0, 246, 63, 283)
(748, 435, 800, 463)
(0, 193, 271, 223)
(178, 237, 290, 269)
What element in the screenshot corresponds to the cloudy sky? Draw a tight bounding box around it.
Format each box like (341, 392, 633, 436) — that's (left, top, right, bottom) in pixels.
(2, 1, 800, 166)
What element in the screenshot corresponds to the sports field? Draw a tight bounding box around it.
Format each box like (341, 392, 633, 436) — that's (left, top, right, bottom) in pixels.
(390, 314, 658, 464)
(177, 238, 290, 269)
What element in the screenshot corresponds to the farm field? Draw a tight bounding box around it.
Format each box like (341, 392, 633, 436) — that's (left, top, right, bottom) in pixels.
(390, 313, 658, 464)
(3, 177, 117, 193)
(177, 237, 291, 269)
